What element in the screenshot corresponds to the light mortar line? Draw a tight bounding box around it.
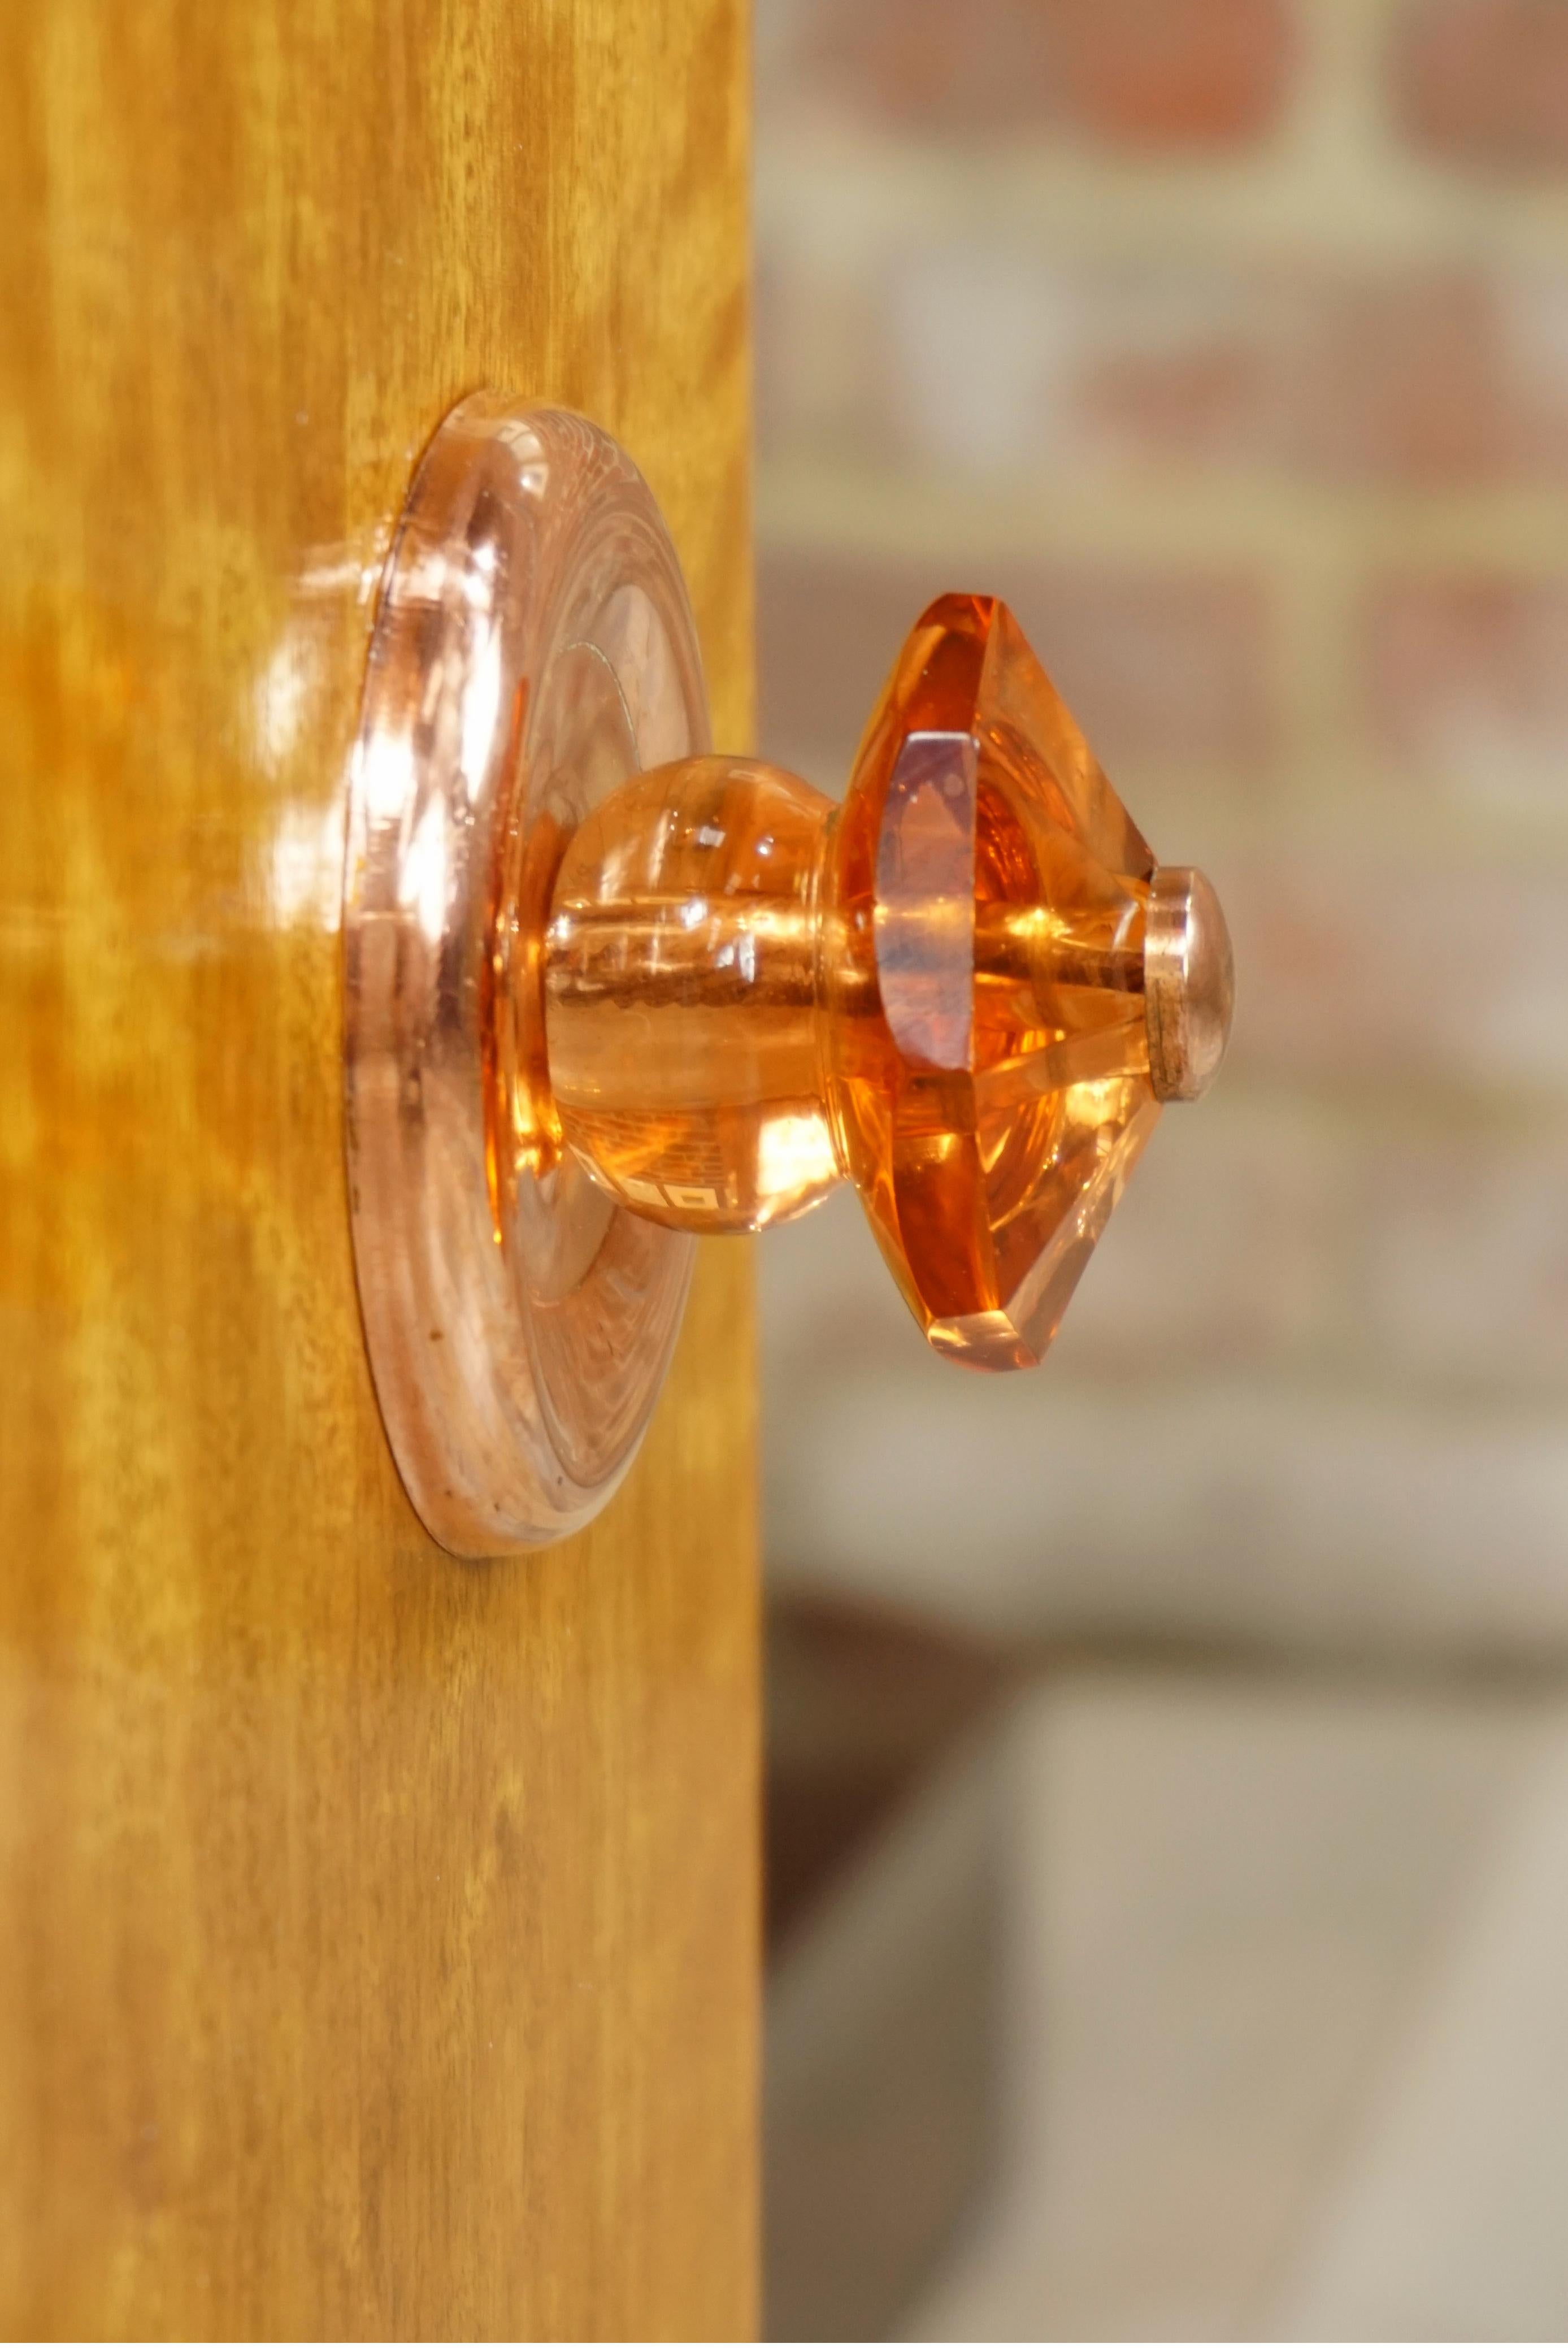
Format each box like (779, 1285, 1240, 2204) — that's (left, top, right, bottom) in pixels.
(757, 456, 1568, 571)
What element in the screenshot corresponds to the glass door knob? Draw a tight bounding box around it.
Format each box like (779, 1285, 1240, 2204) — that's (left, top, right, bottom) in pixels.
(345, 397, 1233, 1552)
(546, 590, 1233, 1370)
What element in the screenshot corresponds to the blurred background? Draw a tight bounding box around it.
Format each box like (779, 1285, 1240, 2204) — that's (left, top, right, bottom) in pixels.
(752, 0, 1568, 2336)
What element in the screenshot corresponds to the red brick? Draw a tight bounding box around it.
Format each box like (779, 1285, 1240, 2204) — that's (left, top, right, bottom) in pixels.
(1367, 576, 1568, 799)
(1071, 277, 1276, 469)
(757, 546, 1273, 782)
(1297, 277, 1513, 481)
(798, 0, 1050, 134)
(1357, 1126, 1568, 1390)
(1080, 1100, 1568, 1394)
(1060, 1100, 1351, 1373)
(1397, 0, 1568, 171)
(1228, 846, 1568, 1094)
(1050, 0, 1294, 147)
(756, 258, 885, 458)
(796, 0, 1291, 151)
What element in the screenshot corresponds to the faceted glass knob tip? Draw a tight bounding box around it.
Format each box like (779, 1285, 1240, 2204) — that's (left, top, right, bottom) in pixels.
(538, 593, 1233, 1373)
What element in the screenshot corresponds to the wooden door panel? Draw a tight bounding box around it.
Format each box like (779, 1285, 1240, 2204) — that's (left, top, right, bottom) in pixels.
(0, 2, 757, 2336)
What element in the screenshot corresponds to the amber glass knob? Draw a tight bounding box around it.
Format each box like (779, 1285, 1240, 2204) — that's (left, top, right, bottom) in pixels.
(347, 401, 1234, 1547)
(540, 592, 1233, 1371)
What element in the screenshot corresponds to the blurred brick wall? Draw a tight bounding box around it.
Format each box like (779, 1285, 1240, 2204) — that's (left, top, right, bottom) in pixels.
(755, 0, 1568, 1652)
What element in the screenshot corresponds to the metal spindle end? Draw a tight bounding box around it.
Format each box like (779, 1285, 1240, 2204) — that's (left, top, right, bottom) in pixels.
(1144, 865, 1235, 1104)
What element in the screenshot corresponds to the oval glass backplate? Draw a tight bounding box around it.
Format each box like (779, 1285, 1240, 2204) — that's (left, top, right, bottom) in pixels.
(343, 396, 707, 1552)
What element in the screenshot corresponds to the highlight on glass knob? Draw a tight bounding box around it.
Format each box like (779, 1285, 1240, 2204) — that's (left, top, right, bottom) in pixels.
(344, 394, 1233, 1555)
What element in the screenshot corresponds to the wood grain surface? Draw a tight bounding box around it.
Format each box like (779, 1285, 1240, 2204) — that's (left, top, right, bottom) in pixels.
(0, 1, 757, 2336)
